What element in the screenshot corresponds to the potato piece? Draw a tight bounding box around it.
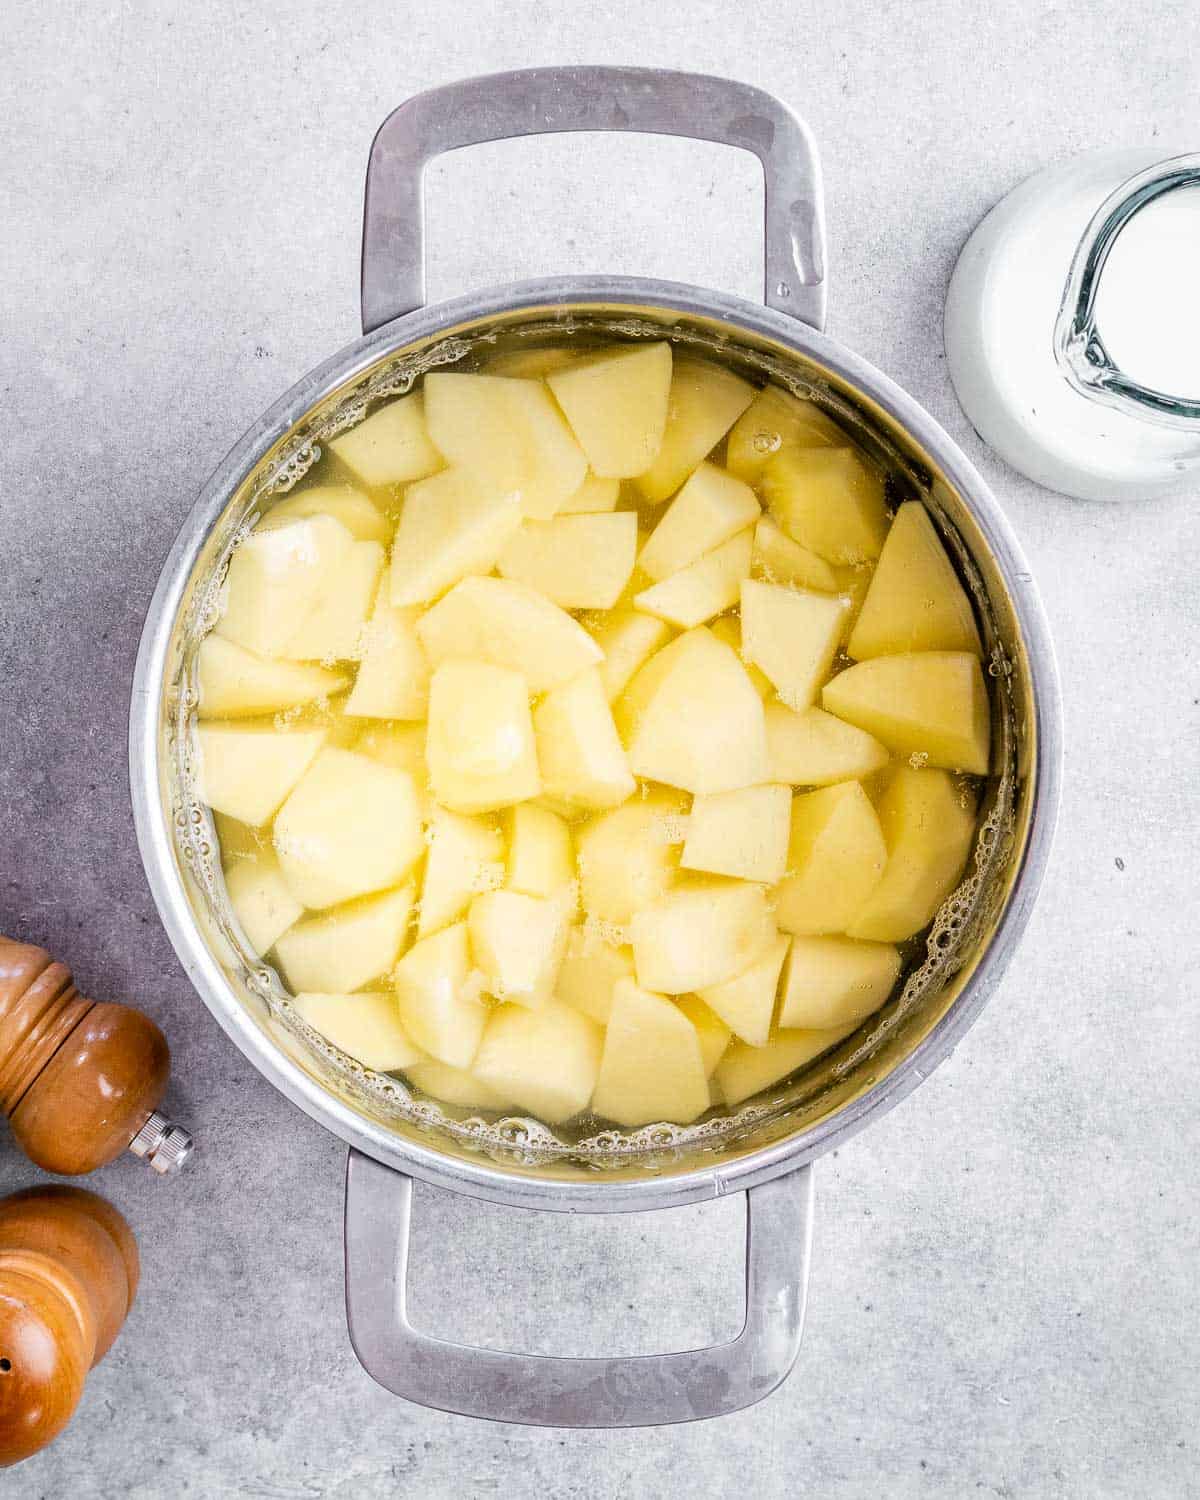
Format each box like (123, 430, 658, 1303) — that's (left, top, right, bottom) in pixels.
(223, 848, 304, 954)
(764, 703, 890, 787)
(506, 804, 574, 900)
(822, 653, 991, 775)
(353, 723, 429, 807)
(197, 638, 347, 720)
(592, 981, 710, 1126)
(273, 748, 423, 908)
(531, 669, 635, 813)
(682, 783, 791, 883)
(195, 724, 326, 826)
(636, 462, 760, 582)
(697, 932, 790, 1046)
(418, 808, 504, 939)
(498, 512, 637, 609)
(674, 996, 732, 1077)
(389, 468, 523, 606)
(274, 885, 416, 993)
(328, 392, 444, 489)
(630, 878, 775, 994)
(847, 501, 982, 659)
(761, 448, 888, 565)
(847, 767, 977, 942)
(555, 929, 636, 1024)
(575, 789, 685, 928)
(393, 922, 487, 1067)
(556, 473, 621, 514)
(715, 1025, 854, 1107)
(423, 373, 586, 518)
(616, 627, 769, 794)
(426, 659, 540, 814)
(708, 614, 772, 699)
(546, 343, 673, 478)
(285, 540, 383, 662)
(633, 529, 753, 629)
(634, 359, 755, 501)
(292, 991, 422, 1072)
(472, 1002, 602, 1123)
(344, 597, 429, 720)
(468, 889, 569, 1007)
(587, 609, 672, 703)
(778, 936, 901, 1029)
(750, 516, 838, 593)
(416, 576, 601, 694)
(740, 579, 847, 711)
(774, 782, 887, 935)
(260, 484, 392, 543)
(485, 346, 579, 379)
(216, 515, 354, 659)
(726, 384, 843, 484)
(404, 1058, 510, 1110)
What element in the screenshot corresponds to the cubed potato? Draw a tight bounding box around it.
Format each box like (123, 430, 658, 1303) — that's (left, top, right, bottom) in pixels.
(764, 703, 890, 787)
(426, 659, 540, 814)
(216, 515, 354, 658)
(468, 888, 569, 1008)
(682, 783, 791, 883)
(633, 529, 753, 629)
(715, 1025, 855, 1107)
(546, 343, 673, 477)
(260, 484, 392, 543)
(273, 748, 424, 908)
(423, 372, 586, 518)
(846, 767, 977, 942)
(292, 991, 422, 1072)
(592, 981, 710, 1126)
(555, 473, 621, 514)
(630, 878, 776, 994)
(725, 384, 844, 484)
(328, 392, 444, 489)
(274, 885, 416, 993)
(575, 788, 686, 927)
(195, 724, 327, 826)
(393, 922, 487, 1067)
(404, 1058, 510, 1110)
(778, 935, 901, 1029)
(708, 614, 772, 699)
(616, 627, 769, 794)
(344, 597, 429, 720)
(633, 359, 756, 502)
(472, 1002, 602, 1123)
(774, 782, 887, 935)
(847, 501, 982, 659)
(740, 579, 847, 711)
(761, 448, 888, 565)
(389, 468, 523, 606)
(587, 609, 672, 703)
(506, 804, 574, 900)
(353, 723, 429, 807)
(822, 653, 991, 775)
(416, 576, 602, 694)
(697, 932, 790, 1046)
(285, 540, 383, 662)
(750, 515, 839, 593)
(555, 928, 636, 1024)
(418, 807, 504, 939)
(485, 346, 580, 379)
(534, 669, 636, 813)
(223, 848, 304, 954)
(636, 462, 760, 581)
(196, 637, 347, 720)
(498, 512, 637, 609)
(674, 996, 732, 1077)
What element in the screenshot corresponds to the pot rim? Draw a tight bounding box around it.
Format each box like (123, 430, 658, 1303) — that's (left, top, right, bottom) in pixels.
(130, 273, 1062, 1214)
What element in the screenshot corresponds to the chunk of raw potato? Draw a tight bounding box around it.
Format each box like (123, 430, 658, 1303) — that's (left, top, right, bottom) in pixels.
(196, 638, 347, 720)
(223, 848, 304, 954)
(556, 473, 620, 514)
(506, 804, 573, 900)
(344, 597, 428, 719)
(468, 889, 568, 1007)
(328, 392, 444, 489)
(389, 468, 523, 606)
(485, 346, 579, 379)
(636, 462, 760, 581)
(404, 1059, 510, 1110)
(425, 659, 540, 814)
(273, 748, 423, 908)
(778, 936, 901, 1029)
(674, 996, 732, 1076)
(353, 723, 429, 812)
(546, 343, 673, 477)
(682, 783, 791, 883)
(698, 932, 790, 1047)
(292, 992, 421, 1072)
(531, 670, 635, 813)
(822, 653, 991, 775)
(498, 512, 637, 609)
(195, 724, 326, 826)
(708, 614, 771, 699)
(393, 922, 487, 1067)
(418, 808, 504, 939)
(472, 1002, 602, 1123)
(725, 384, 844, 484)
(417, 576, 601, 694)
(630, 878, 775, 994)
(740, 579, 846, 712)
(555, 929, 636, 1024)
(634, 530, 753, 629)
(260, 484, 392, 543)
(592, 981, 710, 1126)
(750, 516, 838, 593)
(587, 609, 672, 703)
(617, 627, 769, 794)
(634, 359, 755, 501)
(575, 789, 685, 928)
(761, 448, 888, 565)
(423, 372, 586, 518)
(775, 782, 887, 935)
(286, 540, 383, 662)
(847, 767, 977, 942)
(274, 885, 416, 993)
(216, 515, 354, 659)
(847, 501, 981, 659)
(715, 1025, 855, 1107)
(764, 703, 890, 787)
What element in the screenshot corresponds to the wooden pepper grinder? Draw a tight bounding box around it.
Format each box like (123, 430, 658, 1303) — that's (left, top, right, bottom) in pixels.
(0, 936, 191, 1176)
(0, 1185, 139, 1466)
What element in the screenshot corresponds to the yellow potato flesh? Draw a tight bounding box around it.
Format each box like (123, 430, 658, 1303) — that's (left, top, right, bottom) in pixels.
(630, 878, 776, 994)
(498, 512, 637, 610)
(715, 1025, 855, 1107)
(774, 782, 887, 936)
(274, 885, 415, 994)
(425, 659, 541, 814)
(777, 936, 901, 1029)
(472, 1002, 602, 1122)
(292, 992, 422, 1073)
(633, 359, 755, 502)
(725, 385, 844, 485)
(393, 922, 487, 1067)
(763, 703, 889, 787)
(547, 343, 673, 478)
(197, 637, 347, 720)
(636, 462, 760, 582)
(328, 392, 444, 490)
(591, 981, 710, 1126)
(761, 447, 888, 565)
(681, 783, 792, 884)
(575, 789, 685, 929)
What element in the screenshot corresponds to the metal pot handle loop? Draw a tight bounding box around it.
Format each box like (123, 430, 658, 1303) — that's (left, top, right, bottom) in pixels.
(361, 66, 827, 334)
(344, 1149, 813, 1427)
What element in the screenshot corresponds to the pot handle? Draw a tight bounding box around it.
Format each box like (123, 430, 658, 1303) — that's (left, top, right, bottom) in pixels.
(344, 1148, 813, 1427)
(361, 66, 827, 335)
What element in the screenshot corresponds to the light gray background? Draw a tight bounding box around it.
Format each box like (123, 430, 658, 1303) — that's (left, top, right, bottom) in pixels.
(2, 2, 1197, 1496)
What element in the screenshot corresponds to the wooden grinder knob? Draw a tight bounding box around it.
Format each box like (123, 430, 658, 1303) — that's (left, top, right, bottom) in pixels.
(0, 1186, 139, 1467)
(0, 937, 191, 1177)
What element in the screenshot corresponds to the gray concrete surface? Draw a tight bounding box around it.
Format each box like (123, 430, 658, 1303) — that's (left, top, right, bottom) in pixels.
(2, 2, 1198, 1495)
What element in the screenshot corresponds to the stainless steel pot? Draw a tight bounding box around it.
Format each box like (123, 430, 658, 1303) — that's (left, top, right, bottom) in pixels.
(130, 67, 1062, 1428)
